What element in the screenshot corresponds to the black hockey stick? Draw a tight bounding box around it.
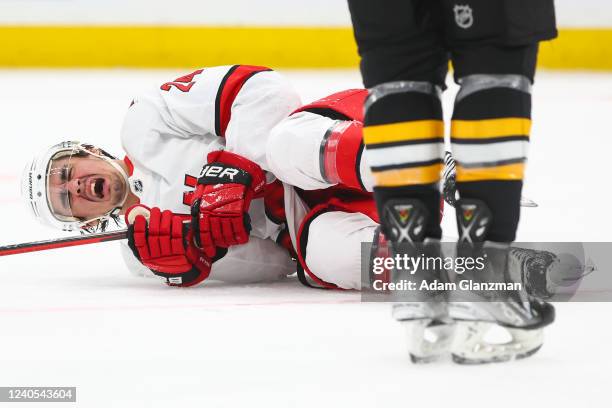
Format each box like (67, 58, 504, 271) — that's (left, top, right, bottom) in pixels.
(0, 229, 128, 257)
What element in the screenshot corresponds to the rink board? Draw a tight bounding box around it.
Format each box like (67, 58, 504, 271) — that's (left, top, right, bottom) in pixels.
(0, 26, 610, 70)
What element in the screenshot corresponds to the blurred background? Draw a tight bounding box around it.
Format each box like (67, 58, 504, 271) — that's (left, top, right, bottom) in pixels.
(0, 0, 610, 70)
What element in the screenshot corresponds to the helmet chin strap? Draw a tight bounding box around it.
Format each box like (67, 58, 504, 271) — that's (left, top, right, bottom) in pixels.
(106, 158, 130, 210)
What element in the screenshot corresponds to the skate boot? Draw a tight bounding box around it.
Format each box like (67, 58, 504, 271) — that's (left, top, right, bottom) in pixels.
(508, 246, 594, 301)
(381, 199, 455, 363)
(449, 199, 555, 364)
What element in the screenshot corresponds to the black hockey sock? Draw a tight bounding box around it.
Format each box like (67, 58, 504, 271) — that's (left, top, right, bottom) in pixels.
(363, 82, 444, 239)
(451, 75, 532, 242)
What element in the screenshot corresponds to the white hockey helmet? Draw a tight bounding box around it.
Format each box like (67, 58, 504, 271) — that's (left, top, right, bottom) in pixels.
(21, 141, 130, 232)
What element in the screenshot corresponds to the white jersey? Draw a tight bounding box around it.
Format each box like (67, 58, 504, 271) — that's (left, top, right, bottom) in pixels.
(118, 65, 302, 283)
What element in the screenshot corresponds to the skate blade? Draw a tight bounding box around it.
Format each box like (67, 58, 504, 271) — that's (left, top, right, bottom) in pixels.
(402, 319, 456, 364)
(451, 322, 544, 365)
(452, 345, 542, 365)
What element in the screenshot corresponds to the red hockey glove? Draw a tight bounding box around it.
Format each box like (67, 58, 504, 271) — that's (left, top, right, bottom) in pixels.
(125, 205, 222, 287)
(191, 150, 266, 257)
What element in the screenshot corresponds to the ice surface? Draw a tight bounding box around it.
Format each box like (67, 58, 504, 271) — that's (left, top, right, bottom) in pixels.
(0, 69, 611, 407)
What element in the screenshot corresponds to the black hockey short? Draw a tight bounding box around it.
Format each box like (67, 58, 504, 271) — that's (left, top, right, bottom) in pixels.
(348, 0, 557, 87)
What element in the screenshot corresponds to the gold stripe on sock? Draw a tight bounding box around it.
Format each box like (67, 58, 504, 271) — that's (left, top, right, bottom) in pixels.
(372, 163, 443, 187)
(451, 118, 531, 139)
(363, 120, 444, 145)
(456, 163, 525, 181)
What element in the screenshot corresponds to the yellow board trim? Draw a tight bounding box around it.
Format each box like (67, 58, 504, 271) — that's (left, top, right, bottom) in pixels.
(0, 26, 610, 69)
(0, 26, 360, 68)
(456, 163, 525, 181)
(451, 118, 531, 139)
(363, 120, 444, 145)
(372, 163, 443, 187)
(538, 29, 612, 71)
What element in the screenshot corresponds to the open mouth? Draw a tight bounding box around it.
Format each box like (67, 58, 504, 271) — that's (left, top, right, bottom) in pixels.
(93, 178, 104, 199)
(83, 176, 109, 202)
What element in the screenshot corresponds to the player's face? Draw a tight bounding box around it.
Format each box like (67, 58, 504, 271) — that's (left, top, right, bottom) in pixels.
(47, 155, 127, 220)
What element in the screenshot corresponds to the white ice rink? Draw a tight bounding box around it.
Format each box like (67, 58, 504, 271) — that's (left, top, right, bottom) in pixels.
(0, 69, 611, 407)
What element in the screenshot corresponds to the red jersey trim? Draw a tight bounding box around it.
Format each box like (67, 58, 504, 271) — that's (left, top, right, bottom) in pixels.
(123, 156, 134, 176)
(292, 89, 368, 122)
(214, 65, 272, 137)
(295, 204, 342, 290)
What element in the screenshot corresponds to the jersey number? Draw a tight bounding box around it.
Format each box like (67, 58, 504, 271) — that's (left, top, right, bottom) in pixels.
(160, 69, 204, 93)
(182, 174, 198, 206)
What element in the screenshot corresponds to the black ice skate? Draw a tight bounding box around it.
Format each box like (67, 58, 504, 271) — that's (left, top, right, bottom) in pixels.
(381, 199, 454, 363)
(449, 199, 555, 364)
(508, 246, 594, 300)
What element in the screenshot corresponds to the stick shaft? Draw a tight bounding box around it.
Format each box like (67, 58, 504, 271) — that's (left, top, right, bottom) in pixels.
(0, 229, 128, 257)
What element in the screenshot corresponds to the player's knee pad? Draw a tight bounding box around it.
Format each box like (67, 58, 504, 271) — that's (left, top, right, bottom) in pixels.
(268, 112, 374, 192)
(451, 74, 532, 242)
(320, 119, 373, 191)
(362, 81, 445, 238)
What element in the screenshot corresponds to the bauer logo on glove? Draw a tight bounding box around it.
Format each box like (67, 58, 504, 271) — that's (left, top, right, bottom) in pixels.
(198, 164, 248, 184)
(190, 150, 266, 257)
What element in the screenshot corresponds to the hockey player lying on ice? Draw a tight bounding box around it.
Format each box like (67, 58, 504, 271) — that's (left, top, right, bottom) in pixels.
(23, 65, 400, 290)
(23, 65, 562, 364)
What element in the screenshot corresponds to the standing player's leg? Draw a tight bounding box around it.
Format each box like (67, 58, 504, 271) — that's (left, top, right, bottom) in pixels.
(451, 45, 537, 243)
(445, 0, 557, 363)
(348, 0, 447, 243)
(348, 0, 453, 363)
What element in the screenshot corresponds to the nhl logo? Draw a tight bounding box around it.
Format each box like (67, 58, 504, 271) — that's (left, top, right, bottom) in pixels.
(453, 4, 474, 29)
(132, 179, 143, 193)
